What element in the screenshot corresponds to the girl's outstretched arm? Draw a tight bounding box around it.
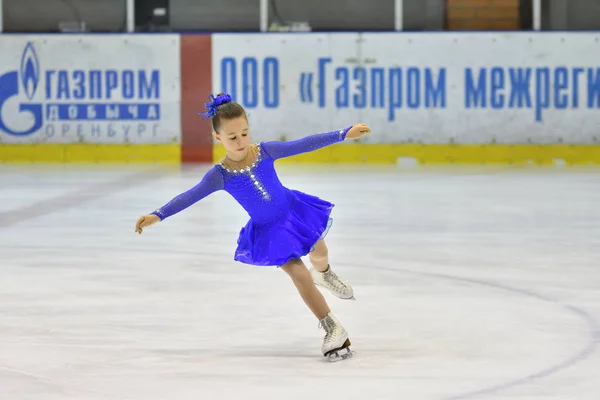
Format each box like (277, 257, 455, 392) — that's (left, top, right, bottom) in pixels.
(150, 166, 224, 220)
(262, 127, 352, 160)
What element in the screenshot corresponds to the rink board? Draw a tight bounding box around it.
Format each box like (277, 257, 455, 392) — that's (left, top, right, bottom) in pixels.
(0, 34, 182, 163)
(210, 31, 600, 165)
(2, 32, 600, 164)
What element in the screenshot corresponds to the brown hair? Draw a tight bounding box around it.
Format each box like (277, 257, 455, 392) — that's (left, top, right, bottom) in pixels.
(211, 93, 247, 133)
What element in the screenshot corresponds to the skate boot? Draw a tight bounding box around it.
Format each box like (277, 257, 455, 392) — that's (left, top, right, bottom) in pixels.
(310, 265, 355, 300)
(319, 312, 353, 361)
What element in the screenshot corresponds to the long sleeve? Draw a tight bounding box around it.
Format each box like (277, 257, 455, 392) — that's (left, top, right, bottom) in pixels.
(261, 127, 351, 160)
(151, 166, 224, 220)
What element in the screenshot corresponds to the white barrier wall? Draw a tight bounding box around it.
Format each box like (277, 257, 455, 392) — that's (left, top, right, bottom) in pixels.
(0, 35, 181, 144)
(212, 33, 600, 144)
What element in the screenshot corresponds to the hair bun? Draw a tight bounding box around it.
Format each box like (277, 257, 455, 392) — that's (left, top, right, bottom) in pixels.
(198, 93, 233, 119)
(215, 93, 232, 105)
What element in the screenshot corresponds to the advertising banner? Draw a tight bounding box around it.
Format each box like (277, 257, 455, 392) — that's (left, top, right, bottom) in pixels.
(212, 33, 600, 144)
(0, 35, 181, 144)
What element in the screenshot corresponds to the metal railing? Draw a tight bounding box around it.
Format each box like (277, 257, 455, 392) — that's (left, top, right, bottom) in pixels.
(0, 0, 549, 33)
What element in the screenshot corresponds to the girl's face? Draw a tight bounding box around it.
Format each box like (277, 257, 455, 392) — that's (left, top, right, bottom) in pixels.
(213, 117, 251, 159)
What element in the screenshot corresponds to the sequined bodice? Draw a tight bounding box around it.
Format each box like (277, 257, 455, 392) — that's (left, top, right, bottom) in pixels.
(217, 143, 292, 224)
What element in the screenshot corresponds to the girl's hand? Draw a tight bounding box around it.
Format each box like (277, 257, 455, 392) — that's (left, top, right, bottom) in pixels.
(135, 214, 160, 234)
(345, 123, 372, 140)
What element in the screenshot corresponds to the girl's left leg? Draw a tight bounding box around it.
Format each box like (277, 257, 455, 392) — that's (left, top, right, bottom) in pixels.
(308, 239, 330, 272)
(309, 239, 355, 300)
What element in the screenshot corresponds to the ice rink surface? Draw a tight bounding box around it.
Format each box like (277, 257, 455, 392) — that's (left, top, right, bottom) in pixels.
(1, 163, 599, 400)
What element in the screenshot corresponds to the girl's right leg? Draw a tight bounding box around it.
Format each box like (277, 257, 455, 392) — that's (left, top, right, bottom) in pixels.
(280, 258, 352, 358)
(280, 258, 330, 319)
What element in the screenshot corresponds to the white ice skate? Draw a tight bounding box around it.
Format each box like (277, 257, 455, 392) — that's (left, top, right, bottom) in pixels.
(318, 313, 354, 362)
(310, 265, 355, 300)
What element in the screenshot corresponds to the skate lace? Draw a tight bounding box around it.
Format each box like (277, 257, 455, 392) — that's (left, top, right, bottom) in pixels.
(319, 316, 342, 344)
(318, 318, 332, 339)
(323, 270, 349, 292)
(318, 319, 329, 332)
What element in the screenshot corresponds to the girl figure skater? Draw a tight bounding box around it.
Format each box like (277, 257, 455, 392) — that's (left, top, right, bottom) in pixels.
(135, 93, 371, 360)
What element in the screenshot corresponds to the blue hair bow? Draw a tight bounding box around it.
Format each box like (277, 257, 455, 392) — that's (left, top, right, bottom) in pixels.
(198, 93, 233, 119)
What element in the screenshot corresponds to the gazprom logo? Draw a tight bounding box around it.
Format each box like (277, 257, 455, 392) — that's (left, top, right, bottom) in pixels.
(0, 41, 162, 139)
(0, 42, 43, 136)
(21, 42, 40, 102)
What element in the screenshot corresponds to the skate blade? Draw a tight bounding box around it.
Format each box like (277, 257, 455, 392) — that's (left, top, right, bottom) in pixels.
(326, 347, 355, 362)
(324, 339, 354, 362)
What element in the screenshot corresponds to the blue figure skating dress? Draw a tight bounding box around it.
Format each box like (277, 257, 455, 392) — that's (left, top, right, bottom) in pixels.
(151, 127, 350, 267)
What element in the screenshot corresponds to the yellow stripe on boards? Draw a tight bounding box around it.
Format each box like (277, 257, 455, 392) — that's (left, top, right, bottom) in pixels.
(0, 144, 181, 163)
(213, 143, 600, 165)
